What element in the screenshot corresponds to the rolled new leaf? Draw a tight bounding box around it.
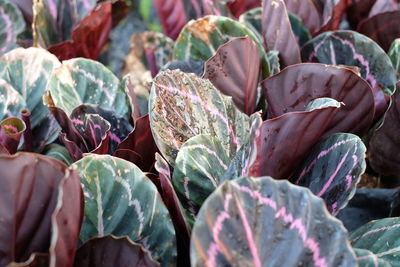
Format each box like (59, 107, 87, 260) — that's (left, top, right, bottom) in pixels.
(74, 235, 159, 267)
(351, 217, 400, 266)
(71, 154, 176, 266)
(301, 30, 397, 117)
(0, 153, 83, 267)
(149, 69, 251, 166)
(262, 63, 375, 136)
(0, 0, 25, 55)
(203, 37, 261, 115)
(46, 58, 131, 121)
(291, 133, 366, 215)
(0, 117, 25, 154)
(191, 177, 356, 266)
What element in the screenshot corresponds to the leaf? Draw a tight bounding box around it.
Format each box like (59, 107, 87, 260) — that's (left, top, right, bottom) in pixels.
(227, 0, 261, 18)
(283, 0, 321, 34)
(203, 37, 261, 115)
(301, 30, 397, 117)
(191, 176, 356, 266)
(7, 253, 49, 267)
(305, 97, 341, 111)
(74, 235, 159, 267)
(42, 144, 73, 165)
(0, 117, 25, 154)
(0, 47, 61, 149)
(291, 133, 366, 215)
(153, 0, 187, 40)
(10, 0, 33, 24)
(115, 114, 159, 173)
(46, 58, 131, 120)
(0, 0, 25, 55)
(149, 69, 251, 166)
(388, 38, 400, 80)
(252, 102, 342, 179)
(239, 7, 263, 43)
(173, 15, 267, 70)
(346, 0, 376, 29)
(368, 82, 400, 175)
(357, 10, 400, 52)
(0, 153, 82, 266)
(288, 13, 312, 47)
(48, 2, 112, 61)
(316, 0, 348, 34)
(351, 217, 400, 266)
(369, 0, 398, 18)
(353, 248, 390, 267)
(71, 154, 177, 265)
(262, 0, 301, 67)
(266, 50, 280, 75)
(262, 63, 375, 136)
(0, 78, 26, 121)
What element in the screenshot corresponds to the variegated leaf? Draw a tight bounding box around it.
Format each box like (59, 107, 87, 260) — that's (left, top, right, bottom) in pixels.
(351, 217, 400, 266)
(42, 144, 73, 165)
(291, 133, 366, 215)
(47, 58, 131, 120)
(149, 69, 251, 166)
(70, 154, 177, 266)
(0, 47, 61, 148)
(388, 38, 400, 80)
(301, 30, 397, 117)
(191, 177, 356, 266)
(173, 15, 268, 75)
(0, 78, 25, 121)
(0, 0, 25, 55)
(353, 248, 390, 267)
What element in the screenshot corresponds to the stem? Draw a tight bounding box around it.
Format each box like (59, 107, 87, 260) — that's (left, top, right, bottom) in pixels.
(21, 109, 33, 152)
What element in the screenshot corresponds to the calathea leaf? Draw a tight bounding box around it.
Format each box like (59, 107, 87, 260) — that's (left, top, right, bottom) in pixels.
(388, 38, 400, 80)
(227, 0, 261, 18)
(70, 154, 177, 266)
(191, 176, 356, 266)
(74, 235, 159, 267)
(203, 37, 261, 115)
(351, 217, 400, 266)
(149, 69, 251, 166)
(153, 0, 187, 40)
(368, 0, 398, 18)
(0, 153, 83, 267)
(42, 144, 73, 165)
(0, 78, 25, 121)
(262, 63, 375, 136)
(0, 117, 25, 154)
(283, 0, 321, 34)
(0, 0, 25, 55)
(239, 7, 263, 43)
(288, 13, 312, 47)
(291, 133, 366, 215)
(301, 30, 397, 118)
(353, 248, 390, 267)
(46, 58, 131, 121)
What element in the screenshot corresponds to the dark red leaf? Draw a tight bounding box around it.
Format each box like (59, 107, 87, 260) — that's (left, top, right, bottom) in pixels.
(153, 0, 187, 40)
(0, 117, 25, 154)
(316, 0, 348, 35)
(262, 0, 301, 67)
(113, 148, 142, 167)
(203, 37, 261, 115)
(227, 0, 261, 18)
(284, 0, 321, 34)
(358, 10, 400, 52)
(48, 2, 112, 61)
(346, 0, 376, 29)
(262, 63, 375, 135)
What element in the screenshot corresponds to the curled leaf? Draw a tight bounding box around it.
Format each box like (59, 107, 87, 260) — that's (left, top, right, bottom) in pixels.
(0, 117, 25, 154)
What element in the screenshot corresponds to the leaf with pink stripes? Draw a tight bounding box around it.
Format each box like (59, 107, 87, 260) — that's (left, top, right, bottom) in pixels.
(358, 10, 400, 52)
(149, 69, 251, 166)
(302, 30, 397, 118)
(47, 58, 131, 121)
(262, 63, 375, 136)
(350, 217, 400, 266)
(290, 133, 366, 215)
(353, 248, 390, 267)
(262, 0, 301, 67)
(191, 176, 356, 266)
(0, 0, 25, 55)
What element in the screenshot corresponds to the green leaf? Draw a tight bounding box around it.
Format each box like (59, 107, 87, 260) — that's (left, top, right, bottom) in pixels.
(0, 78, 26, 121)
(351, 217, 400, 266)
(42, 143, 73, 165)
(388, 38, 400, 80)
(149, 69, 251, 166)
(191, 176, 356, 266)
(47, 58, 131, 121)
(71, 154, 176, 266)
(0, 0, 25, 55)
(353, 248, 390, 267)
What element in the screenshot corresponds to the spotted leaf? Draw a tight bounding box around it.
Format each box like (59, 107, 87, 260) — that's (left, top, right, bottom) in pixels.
(70, 154, 176, 266)
(191, 176, 356, 266)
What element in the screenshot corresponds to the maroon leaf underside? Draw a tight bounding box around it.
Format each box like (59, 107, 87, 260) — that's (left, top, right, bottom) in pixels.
(262, 63, 375, 136)
(153, 0, 187, 40)
(315, 0, 348, 35)
(368, 0, 398, 18)
(48, 2, 112, 61)
(227, 0, 261, 18)
(203, 37, 260, 115)
(114, 115, 159, 173)
(346, 0, 376, 29)
(0, 153, 81, 266)
(368, 82, 400, 175)
(357, 10, 400, 52)
(250, 105, 341, 179)
(262, 0, 301, 67)
(0, 117, 26, 154)
(284, 0, 321, 34)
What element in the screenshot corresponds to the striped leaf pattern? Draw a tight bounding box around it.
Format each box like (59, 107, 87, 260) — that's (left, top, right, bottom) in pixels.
(0, 0, 25, 55)
(149, 69, 251, 166)
(388, 38, 400, 80)
(301, 30, 397, 117)
(191, 177, 356, 266)
(47, 58, 131, 121)
(71, 154, 176, 266)
(353, 248, 390, 267)
(291, 133, 367, 215)
(351, 217, 400, 266)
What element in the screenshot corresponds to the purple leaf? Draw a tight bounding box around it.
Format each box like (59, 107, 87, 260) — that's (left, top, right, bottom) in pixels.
(368, 0, 398, 18)
(153, 0, 187, 40)
(0, 117, 25, 154)
(284, 0, 321, 34)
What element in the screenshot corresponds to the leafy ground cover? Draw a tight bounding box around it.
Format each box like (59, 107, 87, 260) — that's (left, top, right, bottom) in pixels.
(1, 0, 400, 266)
